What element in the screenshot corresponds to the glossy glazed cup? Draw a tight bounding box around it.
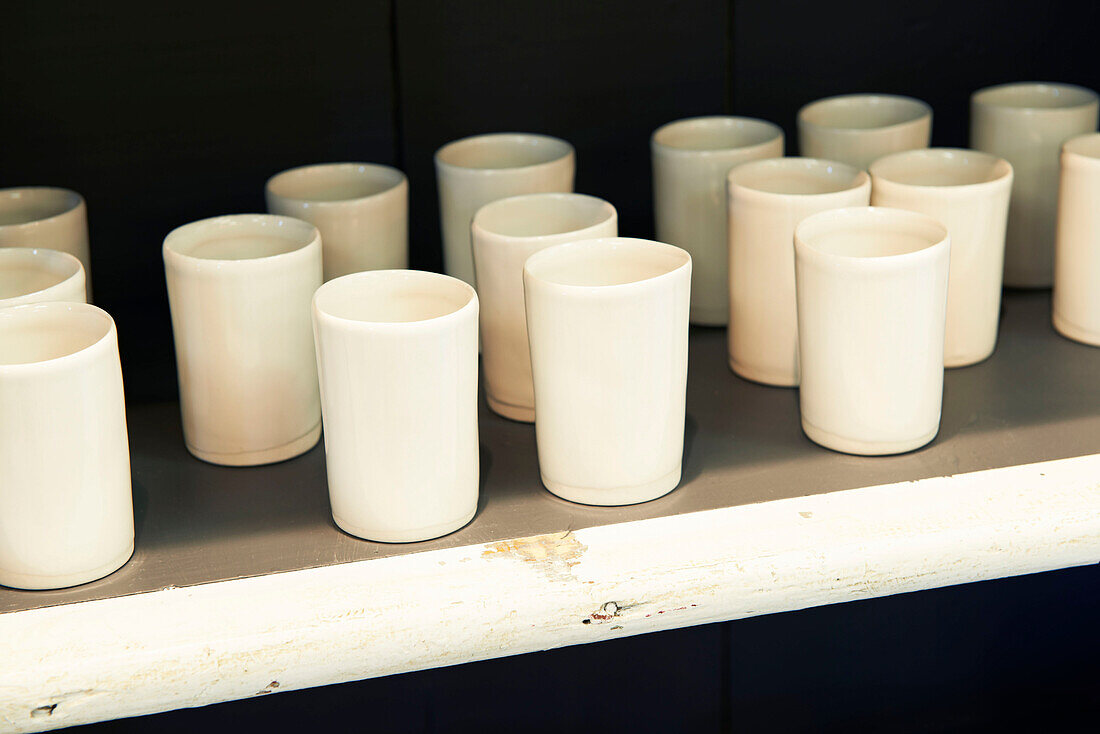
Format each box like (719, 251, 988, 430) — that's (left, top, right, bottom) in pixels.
(265, 162, 408, 281)
(523, 238, 691, 505)
(0, 303, 133, 589)
(794, 207, 949, 455)
(164, 215, 322, 466)
(1053, 133, 1100, 345)
(726, 158, 870, 386)
(870, 149, 1013, 367)
(0, 187, 91, 299)
(970, 82, 1099, 287)
(652, 116, 784, 325)
(313, 270, 479, 542)
(0, 247, 86, 307)
(797, 94, 932, 171)
(472, 193, 618, 422)
(435, 133, 575, 288)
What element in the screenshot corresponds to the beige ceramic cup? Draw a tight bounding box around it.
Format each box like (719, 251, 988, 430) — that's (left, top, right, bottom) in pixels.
(265, 162, 408, 281)
(0, 302, 133, 589)
(0, 187, 91, 299)
(652, 116, 784, 325)
(164, 215, 322, 466)
(435, 133, 575, 288)
(795, 207, 950, 456)
(797, 94, 932, 171)
(472, 193, 618, 422)
(970, 82, 1099, 287)
(0, 247, 86, 308)
(523, 238, 691, 505)
(313, 270, 479, 542)
(1053, 133, 1100, 345)
(870, 149, 1013, 367)
(726, 157, 870, 386)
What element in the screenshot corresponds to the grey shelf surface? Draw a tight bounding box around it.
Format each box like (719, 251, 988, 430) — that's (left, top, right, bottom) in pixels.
(2, 290, 1098, 615)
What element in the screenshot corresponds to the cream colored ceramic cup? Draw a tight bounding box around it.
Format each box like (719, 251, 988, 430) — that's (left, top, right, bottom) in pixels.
(523, 238, 691, 505)
(0, 302, 133, 589)
(164, 215, 322, 466)
(472, 193, 618, 422)
(435, 133, 575, 288)
(794, 207, 949, 455)
(870, 149, 1013, 367)
(0, 187, 91, 299)
(797, 94, 932, 171)
(970, 82, 1099, 288)
(652, 116, 784, 325)
(0, 247, 86, 307)
(1053, 133, 1100, 345)
(727, 158, 870, 386)
(313, 270, 479, 542)
(265, 162, 408, 281)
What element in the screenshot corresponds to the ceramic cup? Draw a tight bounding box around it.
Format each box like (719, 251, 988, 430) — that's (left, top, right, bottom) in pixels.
(265, 162, 408, 281)
(0, 302, 133, 589)
(313, 270, 479, 542)
(0, 187, 91, 299)
(435, 133, 575, 288)
(794, 207, 949, 455)
(797, 94, 932, 171)
(1053, 133, 1100, 345)
(726, 157, 870, 386)
(0, 247, 86, 308)
(523, 238, 691, 505)
(164, 214, 322, 466)
(970, 82, 1099, 287)
(652, 116, 784, 325)
(472, 193, 618, 422)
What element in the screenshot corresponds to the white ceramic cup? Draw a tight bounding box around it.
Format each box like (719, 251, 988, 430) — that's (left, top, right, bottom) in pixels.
(797, 94, 932, 171)
(0, 247, 86, 308)
(265, 162, 408, 282)
(0, 302, 133, 589)
(435, 133, 575, 288)
(726, 157, 870, 386)
(312, 270, 479, 542)
(794, 207, 950, 455)
(870, 149, 1013, 367)
(0, 187, 91, 299)
(164, 214, 322, 466)
(970, 82, 1099, 288)
(523, 237, 691, 505)
(652, 116, 784, 325)
(472, 193, 618, 422)
(1053, 133, 1100, 345)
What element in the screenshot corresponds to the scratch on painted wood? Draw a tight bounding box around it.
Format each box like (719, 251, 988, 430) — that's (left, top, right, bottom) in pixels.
(481, 531, 588, 582)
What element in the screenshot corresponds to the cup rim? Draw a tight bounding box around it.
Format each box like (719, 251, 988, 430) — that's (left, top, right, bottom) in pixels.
(0, 187, 85, 229)
(971, 82, 1099, 112)
(313, 269, 478, 330)
(523, 237, 691, 292)
(163, 214, 320, 267)
(797, 94, 932, 134)
(264, 162, 407, 206)
(651, 115, 783, 156)
(794, 206, 948, 266)
(0, 247, 85, 306)
(0, 301, 114, 372)
(1063, 132, 1100, 163)
(869, 148, 1013, 190)
(434, 132, 574, 174)
(472, 192, 617, 241)
(727, 156, 870, 198)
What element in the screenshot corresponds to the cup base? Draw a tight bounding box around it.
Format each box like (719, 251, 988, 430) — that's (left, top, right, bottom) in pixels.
(333, 506, 477, 543)
(542, 465, 681, 506)
(689, 305, 728, 327)
(186, 423, 322, 467)
(0, 539, 134, 590)
(945, 344, 997, 368)
(486, 394, 535, 423)
(728, 358, 798, 387)
(802, 418, 938, 456)
(1053, 313, 1100, 347)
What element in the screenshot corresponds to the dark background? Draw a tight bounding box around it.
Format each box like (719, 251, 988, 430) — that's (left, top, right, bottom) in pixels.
(2, 0, 1097, 730)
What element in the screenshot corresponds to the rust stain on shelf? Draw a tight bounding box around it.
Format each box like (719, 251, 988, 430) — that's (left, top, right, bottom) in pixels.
(482, 531, 588, 582)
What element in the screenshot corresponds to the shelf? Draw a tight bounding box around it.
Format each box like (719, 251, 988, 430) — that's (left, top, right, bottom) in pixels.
(2, 290, 1099, 731)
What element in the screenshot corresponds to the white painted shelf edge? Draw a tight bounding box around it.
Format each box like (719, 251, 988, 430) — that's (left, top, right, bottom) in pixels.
(2, 452, 1098, 732)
